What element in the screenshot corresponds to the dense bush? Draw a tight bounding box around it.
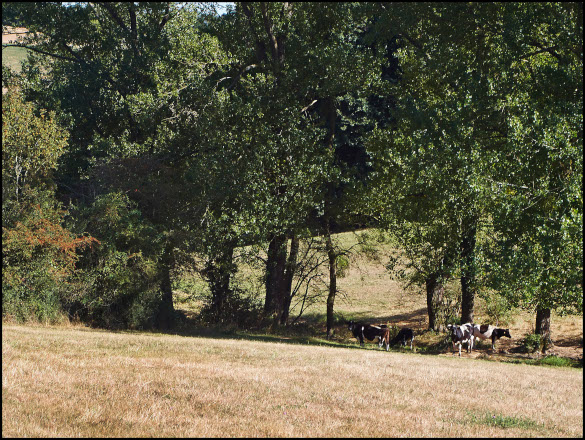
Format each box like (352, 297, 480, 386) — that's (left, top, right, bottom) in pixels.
(65, 192, 167, 329)
(198, 287, 265, 329)
(2, 92, 96, 323)
(521, 334, 542, 353)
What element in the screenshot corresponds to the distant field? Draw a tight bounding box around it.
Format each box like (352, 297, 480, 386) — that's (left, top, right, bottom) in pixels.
(2, 46, 29, 72)
(2, 324, 582, 437)
(2, 27, 30, 73)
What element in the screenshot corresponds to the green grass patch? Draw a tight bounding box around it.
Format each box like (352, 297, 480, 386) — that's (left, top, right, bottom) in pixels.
(539, 355, 581, 368)
(466, 411, 544, 431)
(2, 46, 30, 72)
(500, 355, 582, 369)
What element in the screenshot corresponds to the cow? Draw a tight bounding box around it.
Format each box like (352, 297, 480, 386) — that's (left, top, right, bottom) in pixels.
(472, 324, 511, 350)
(348, 321, 387, 347)
(378, 327, 415, 351)
(388, 327, 415, 350)
(447, 323, 474, 357)
(378, 328, 391, 351)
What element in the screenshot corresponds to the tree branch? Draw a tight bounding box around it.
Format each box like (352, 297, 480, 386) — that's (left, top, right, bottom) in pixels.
(2, 43, 78, 63)
(97, 2, 129, 33)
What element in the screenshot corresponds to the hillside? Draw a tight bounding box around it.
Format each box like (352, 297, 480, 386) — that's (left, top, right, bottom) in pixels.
(174, 231, 583, 364)
(2, 324, 582, 437)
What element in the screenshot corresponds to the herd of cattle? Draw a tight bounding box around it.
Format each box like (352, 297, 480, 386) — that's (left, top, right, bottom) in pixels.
(348, 321, 512, 356)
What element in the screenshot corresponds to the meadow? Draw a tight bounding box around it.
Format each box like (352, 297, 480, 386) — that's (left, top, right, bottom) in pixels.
(2, 15, 582, 438)
(2, 27, 29, 73)
(2, 323, 582, 437)
(2, 231, 583, 437)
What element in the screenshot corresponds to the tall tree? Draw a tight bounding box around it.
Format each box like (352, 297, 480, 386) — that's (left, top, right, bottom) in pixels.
(11, 2, 228, 328)
(478, 3, 583, 349)
(366, 3, 582, 336)
(203, 2, 382, 326)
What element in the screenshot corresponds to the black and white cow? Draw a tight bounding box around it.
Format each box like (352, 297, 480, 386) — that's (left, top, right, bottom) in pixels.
(378, 327, 415, 351)
(472, 324, 511, 350)
(447, 323, 474, 357)
(348, 321, 387, 347)
(389, 327, 415, 350)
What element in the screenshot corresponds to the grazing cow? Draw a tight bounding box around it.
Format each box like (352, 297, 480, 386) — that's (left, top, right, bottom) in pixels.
(472, 324, 511, 350)
(390, 327, 415, 350)
(447, 323, 474, 356)
(378, 327, 415, 351)
(379, 328, 391, 351)
(348, 321, 386, 347)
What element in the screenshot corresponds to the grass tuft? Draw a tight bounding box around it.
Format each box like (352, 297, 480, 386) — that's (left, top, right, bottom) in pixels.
(467, 411, 544, 431)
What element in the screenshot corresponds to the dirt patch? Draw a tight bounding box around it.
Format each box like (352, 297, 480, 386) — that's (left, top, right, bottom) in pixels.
(2, 26, 29, 44)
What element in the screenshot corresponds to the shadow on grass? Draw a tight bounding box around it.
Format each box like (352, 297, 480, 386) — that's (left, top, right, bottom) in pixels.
(344, 307, 428, 330)
(148, 312, 446, 355)
(114, 312, 582, 368)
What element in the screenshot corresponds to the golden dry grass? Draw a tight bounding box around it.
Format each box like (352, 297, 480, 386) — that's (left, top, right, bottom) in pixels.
(2, 324, 583, 437)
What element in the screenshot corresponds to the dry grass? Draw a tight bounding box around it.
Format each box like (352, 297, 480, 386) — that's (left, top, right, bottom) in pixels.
(3, 230, 582, 436)
(2, 324, 582, 437)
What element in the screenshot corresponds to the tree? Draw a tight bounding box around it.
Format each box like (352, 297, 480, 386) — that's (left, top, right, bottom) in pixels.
(10, 2, 210, 328)
(478, 3, 583, 350)
(366, 3, 582, 338)
(202, 2, 382, 328)
(2, 91, 97, 322)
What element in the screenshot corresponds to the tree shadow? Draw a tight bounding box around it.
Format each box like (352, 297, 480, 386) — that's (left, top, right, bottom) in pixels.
(346, 307, 428, 330)
(553, 334, 583, 348)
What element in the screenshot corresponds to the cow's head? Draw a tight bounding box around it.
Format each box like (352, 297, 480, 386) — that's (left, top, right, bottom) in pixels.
(501, 329, 511, 338)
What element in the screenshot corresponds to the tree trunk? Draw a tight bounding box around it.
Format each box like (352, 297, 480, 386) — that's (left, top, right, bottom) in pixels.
(265, 233, 288, 324)
(156, 243, 175, 330)
(426, 273, 444, 331)
(325, 220, 337, 339)
(535, 306, 552, 353)
(460, 217, 478, 324)
(280, 234, 299, 325)
(204, 244, 235, 323)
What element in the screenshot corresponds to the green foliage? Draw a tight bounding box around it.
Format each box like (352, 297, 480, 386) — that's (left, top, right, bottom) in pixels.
(66, 192, 164, 329)
(479, 290, 515, 327)
(366, 2, 583, 319)
(2, 91, 97, 323)
(7, 2, 581, 331)
(521, 333, 543, 353)
(2, 91, 67, 205)
(198, 287, 264, 329)
(538, 355, 576, 368)
(3, 259, 66, 323)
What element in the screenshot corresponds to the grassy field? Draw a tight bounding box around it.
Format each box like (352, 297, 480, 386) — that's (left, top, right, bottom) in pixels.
(3, 28, 30, 73)
(2, 230, 583, 437)
(2, 323, 583, 437)
(2, 46, 29, 72)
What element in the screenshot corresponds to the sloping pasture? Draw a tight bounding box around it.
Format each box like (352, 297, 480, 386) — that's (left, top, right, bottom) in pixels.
(175, 230, 583, 363)
(2, 324, 582, 437)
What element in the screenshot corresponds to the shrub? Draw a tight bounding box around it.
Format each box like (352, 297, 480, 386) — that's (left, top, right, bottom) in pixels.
(480, 290, 515, 327)
(539, 355, 574, 368)
(2, 192, 98, 323)
(65, 192, 167, 329)
(2, 91, 97, 324)
(521, 333, 542, 353)
(198, 287, 264, 329)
